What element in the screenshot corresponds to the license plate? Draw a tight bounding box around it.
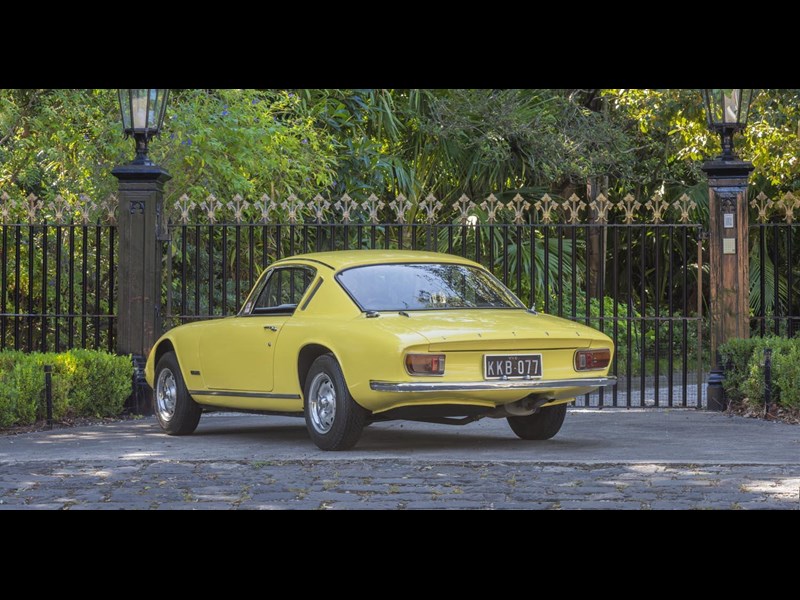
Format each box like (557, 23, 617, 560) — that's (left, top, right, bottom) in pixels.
(484, 354, 543, 380)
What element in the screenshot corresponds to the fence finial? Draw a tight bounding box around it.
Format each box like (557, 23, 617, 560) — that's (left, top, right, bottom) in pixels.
(53, 194, 69, 224)
(454, 194, 476, 224)
(0, 192, 10, 223)
(389, 194, 411, 224)
(174, 194, 195, 225)
(617, 194, 641, 224)
(750, 192, 772, 224)
(420, 194, 443, 223)
(361, 194, 384, 225)
(674, 193, 698, 224)
(282, 194, 305, 224)
(645, 192, 670, 224)
(534, 194, 556, 224)
(102, 194, 118, 224)
(26, 193, 43, 222)
(309, 194, 330, 224)
(255, 194, 276, 224)
(508, 194, 531, 225)
(589, 193, 612, 224)
(481, 193, 503, 224)
(334, 194, 358, 224)
(227, 194, 250, 224)
(778, 192, 798, 224)
(562, 194, 585, 224)
(200, 194, 221, 224)
(78, 194, 96, 224)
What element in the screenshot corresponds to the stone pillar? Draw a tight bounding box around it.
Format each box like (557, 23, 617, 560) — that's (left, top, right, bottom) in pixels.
(112, 164, 171, 360)
(702, 159, 753, 411)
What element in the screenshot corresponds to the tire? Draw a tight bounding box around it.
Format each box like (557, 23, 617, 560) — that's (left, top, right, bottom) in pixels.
(304, 354, 367, 451)
(507, 403, 568, 441)
(154, 351, 202, 436)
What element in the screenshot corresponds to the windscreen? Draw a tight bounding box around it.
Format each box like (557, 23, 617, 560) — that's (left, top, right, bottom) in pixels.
(337, 263, 524, 312)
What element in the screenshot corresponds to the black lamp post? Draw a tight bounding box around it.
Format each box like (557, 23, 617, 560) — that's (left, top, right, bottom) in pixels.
(112, 90, 172, 397)
(700, 89, 755, 411)
(118, 89, 170, 165)
(702, 89, 754, 161)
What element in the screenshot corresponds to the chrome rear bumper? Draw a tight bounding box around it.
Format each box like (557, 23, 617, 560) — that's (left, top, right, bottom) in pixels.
(369, 376, 617, 393)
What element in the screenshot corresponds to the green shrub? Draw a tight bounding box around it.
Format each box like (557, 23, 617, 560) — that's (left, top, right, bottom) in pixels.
(719, 337, 765, 404)
(719, 336, 800, 409)
(773, 346, 800, 409)
(0, 350, 25, 373)
(0, 356, 43, 427)
(0, 350, 133, 427)
(0, 376, 20, 428)
(65, 349, 133, 417)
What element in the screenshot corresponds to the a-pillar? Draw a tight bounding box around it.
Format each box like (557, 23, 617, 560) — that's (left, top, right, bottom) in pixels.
(702, 158, 753, 411)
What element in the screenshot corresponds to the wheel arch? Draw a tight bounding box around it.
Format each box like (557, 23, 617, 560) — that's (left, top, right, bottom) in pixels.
(297, 343, 336, 391)
(154, 338, 176, 368)
(149, 336, 190, 388)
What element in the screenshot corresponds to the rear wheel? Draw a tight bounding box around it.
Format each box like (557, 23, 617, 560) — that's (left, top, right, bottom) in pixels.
(154, 352, 202, 436)
(507, 403, 567, 440)
(304, 354, 366, 451)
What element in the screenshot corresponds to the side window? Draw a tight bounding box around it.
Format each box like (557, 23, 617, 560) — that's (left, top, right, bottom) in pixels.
(252, 267, 315, 315)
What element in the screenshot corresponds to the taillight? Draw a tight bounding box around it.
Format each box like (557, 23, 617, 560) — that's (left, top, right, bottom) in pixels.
(574, 349, 611, 371)
(405, 354, 446, 376)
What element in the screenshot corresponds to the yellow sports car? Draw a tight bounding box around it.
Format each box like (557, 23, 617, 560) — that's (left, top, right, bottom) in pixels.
(145, 250, 615, 450)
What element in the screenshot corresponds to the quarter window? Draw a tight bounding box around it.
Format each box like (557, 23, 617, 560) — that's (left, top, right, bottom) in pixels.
(249, 267, 316, 315)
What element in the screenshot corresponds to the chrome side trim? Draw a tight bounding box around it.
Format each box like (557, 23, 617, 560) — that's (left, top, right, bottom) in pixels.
(369, 377, 617, 393)
(188, 390, 301, 400)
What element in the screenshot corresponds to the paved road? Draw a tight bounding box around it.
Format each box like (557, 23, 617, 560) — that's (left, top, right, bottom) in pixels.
(1, 410, 799, 509)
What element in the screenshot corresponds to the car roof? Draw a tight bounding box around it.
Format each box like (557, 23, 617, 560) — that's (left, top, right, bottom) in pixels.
(273, 249, 483, 271)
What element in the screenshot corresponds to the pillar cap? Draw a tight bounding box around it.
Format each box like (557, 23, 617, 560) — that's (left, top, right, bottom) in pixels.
(112, 163, 172, 183)
(702, 159, 754, 180)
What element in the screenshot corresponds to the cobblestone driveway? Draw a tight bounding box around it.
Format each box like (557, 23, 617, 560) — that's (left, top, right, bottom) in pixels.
(2, 411, 799, 510)
(2, 460, 798, 510)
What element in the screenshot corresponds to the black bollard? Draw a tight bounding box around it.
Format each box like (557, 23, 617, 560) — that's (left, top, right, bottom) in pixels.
(763, 347, 773, 418)
(44, 364, 53, 430)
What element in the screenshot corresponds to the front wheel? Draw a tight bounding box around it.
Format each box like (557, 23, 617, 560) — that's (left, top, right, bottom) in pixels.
(507, 403, 567, 440)
(154, 352, 202, 436)
(304, 354, 367, 451)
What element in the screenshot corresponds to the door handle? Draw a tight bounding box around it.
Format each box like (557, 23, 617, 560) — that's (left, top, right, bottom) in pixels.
(264, 325, 279, 332)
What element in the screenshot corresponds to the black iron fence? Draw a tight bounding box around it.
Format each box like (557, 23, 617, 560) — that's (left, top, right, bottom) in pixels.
(748, 192, 800, 337)
(0, 221, 116, 353)
(750, 225, 800, 338)
(162, 218, 706, 409)
(4, 189, 800, 410)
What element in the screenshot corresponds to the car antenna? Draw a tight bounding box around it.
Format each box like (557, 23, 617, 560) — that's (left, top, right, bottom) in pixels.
(527, 307, 538, 315)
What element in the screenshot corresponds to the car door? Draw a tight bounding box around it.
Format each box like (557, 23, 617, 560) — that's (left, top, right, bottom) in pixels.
(199, 266, 316, 392)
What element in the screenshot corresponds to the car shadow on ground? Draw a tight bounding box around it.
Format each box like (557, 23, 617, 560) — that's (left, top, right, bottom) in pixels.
(190, 418, 606, 453)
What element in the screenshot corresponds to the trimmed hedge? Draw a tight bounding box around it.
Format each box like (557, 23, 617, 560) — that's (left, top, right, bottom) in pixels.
(719, 336, 800, 409)
(0, 350, 133, 427)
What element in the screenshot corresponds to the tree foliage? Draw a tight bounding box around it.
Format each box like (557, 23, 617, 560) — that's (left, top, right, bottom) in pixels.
(0, 89, 338, 211)
(3, 88, 800, 208)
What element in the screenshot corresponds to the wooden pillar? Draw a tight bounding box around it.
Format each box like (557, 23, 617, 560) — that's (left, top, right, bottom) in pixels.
(586, 176, 608, 300)
(112, 163, 171, 360)
(702, 159, 753, 411)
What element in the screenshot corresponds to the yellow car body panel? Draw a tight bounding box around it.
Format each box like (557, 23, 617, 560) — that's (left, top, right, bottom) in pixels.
(145, 250, 615, 416)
